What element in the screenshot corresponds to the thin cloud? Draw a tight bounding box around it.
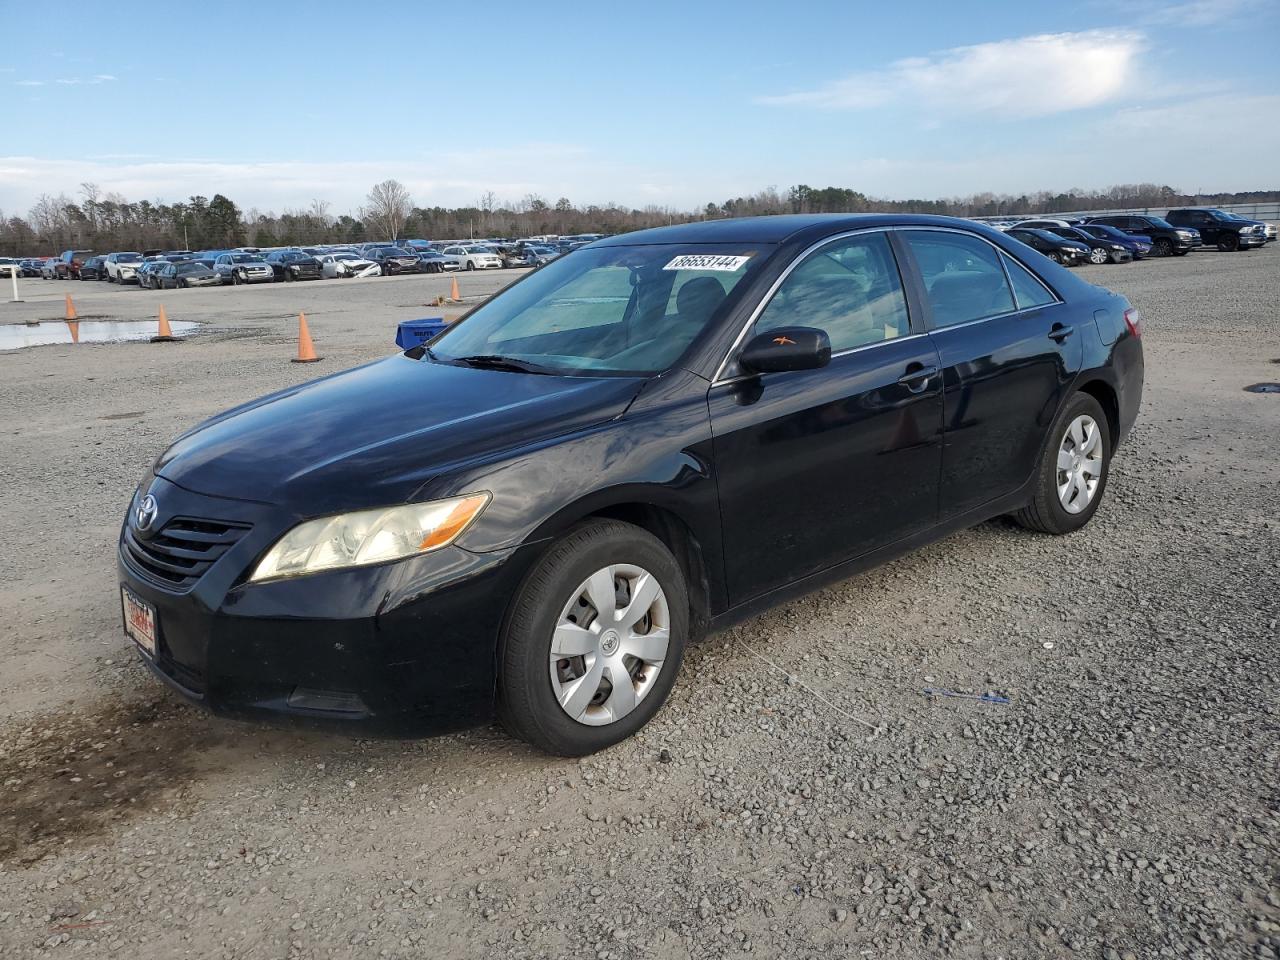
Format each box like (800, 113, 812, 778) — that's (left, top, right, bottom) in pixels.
(15, 80, 44, 87)
(90, 74, 117, 83)
(1142, 0, 1250, 26)
(56, 78, 80, 85)
(758, 30, 1146, 118)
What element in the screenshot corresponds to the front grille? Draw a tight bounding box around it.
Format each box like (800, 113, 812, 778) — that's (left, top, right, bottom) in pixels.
(124, 517, 251, 588)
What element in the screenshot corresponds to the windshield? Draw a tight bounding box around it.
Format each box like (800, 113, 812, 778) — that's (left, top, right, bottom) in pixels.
(116, 253, 142, 263)
(431, 243, 765, 376)
(229, 254, 260, 263)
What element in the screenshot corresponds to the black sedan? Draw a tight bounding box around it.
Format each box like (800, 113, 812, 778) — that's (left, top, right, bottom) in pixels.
(79, 255, 108, 280)
(412, 249, 451, 274)
(265, 250, 324, 281)
(157, 261, 222, 288)
(118, 214, 1144, 755)
(364, 245, 421, 275)
(1006, 228, 1090, 266)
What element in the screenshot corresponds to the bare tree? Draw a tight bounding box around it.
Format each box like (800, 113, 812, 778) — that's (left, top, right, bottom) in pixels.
(361, 179, 413, 241)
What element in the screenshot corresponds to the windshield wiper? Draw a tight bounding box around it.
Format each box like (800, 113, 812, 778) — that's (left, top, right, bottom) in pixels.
(449, 354, 557, 375)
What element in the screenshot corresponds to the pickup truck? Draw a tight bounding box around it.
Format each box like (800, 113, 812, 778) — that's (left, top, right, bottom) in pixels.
(1165, 209, 1268, 252)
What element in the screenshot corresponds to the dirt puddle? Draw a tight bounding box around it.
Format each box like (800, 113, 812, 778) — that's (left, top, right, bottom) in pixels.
(0, 320, 199, 351)
(0, 696, 226, 866)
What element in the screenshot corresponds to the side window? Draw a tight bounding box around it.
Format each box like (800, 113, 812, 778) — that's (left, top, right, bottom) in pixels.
(755, 232, 909, 352)
(903, 231, 1016, 328)
(1002, 254, 1057, 309)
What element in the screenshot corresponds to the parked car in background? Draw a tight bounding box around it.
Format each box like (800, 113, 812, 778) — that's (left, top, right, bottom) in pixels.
(439, 244, 503, 271)
(1006, 228, 1090, 266)
(266, 249, 324, 281)
(79, 256, 108, 280)
(213, 252, 276, 285)
(47, 249, 94, 279)
(157, 261, 223, 289)
(412, 248, 454, 273)
(1165, 209, 1268, 251)
(318, 251, 379, 279)
(105, 251, 145, 283)
(1019, 224, 1132, 264)
(1076, 223, 1151, 260)
(18, 258, 44, 277)
(40, 258, 62, 279)
(116, 214, 1143, 754)
(363, 245, 421, 276)
(1263, 222, 1277, 243)
(1084, 214, 1200, 258)
(0, 257, 17, 278)
(136, 259, 168, 289)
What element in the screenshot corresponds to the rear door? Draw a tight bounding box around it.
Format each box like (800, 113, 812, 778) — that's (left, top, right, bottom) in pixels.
(709, 230, 943, 604)
(898, 229, 1082, 519)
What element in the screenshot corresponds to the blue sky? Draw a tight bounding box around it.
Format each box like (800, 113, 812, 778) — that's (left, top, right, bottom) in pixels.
(0, 0, 1275, 216)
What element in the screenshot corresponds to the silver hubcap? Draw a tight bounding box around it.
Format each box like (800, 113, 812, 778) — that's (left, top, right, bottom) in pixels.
(549, 564, 670, 727)
(1057, 414, 1104, 514)
(1090, 248, 1107, 263)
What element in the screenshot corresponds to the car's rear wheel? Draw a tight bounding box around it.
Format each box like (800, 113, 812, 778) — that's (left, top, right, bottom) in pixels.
(498, 519, 688, 756)
(1219, 233, 1239, 252)
(1088, 247, 1108, 264)
(1153, 238, 1173, 257)
(1049, 250, 1064, 264)
(1013, 392, 1110, 535)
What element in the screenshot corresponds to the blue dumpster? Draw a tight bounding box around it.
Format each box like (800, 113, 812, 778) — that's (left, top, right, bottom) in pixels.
(395, 318, 448, 350)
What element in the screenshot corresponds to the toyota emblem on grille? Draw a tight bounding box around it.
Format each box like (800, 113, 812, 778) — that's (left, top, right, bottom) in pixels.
(135, 494, 158, 532)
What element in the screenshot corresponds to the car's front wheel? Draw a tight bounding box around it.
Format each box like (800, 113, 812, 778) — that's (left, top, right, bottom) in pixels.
(1088, 247, 1108, 264)
(1013, 392, 1110, 535)
(498, 519, 688, 756)
(1153, 238, 1173, 257)
(1219, 233, 1240, 252)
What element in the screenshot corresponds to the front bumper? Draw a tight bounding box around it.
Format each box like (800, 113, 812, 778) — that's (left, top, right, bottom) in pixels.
(117, 476, 539, 736)
(1240, 233, 1267, 248)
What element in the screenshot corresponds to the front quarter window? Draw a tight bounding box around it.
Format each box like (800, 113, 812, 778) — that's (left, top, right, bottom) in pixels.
(430, 244, 764, 376)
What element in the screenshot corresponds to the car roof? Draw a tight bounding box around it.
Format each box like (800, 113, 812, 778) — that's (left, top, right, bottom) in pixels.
(592, 213, 996, 246)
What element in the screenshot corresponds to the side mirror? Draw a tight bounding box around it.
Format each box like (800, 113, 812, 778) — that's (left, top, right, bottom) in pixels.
(739, 326, 832, 374)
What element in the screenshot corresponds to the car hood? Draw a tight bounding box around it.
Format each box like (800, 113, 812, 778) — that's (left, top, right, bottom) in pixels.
(155, 355, 644, 512)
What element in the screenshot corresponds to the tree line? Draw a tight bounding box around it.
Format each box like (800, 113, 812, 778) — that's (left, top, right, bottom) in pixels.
(2, 179, 1276, 256)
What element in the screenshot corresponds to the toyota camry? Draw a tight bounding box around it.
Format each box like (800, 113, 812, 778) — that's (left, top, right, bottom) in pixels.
(119, 214, 1144, 755)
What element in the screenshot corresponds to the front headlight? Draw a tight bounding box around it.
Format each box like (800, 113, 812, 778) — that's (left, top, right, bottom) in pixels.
(249, 492, 490, 582)
(1110, 244, 1125, 251)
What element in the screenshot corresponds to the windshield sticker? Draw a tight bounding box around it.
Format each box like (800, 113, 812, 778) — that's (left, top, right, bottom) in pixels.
(662, 254, 751, 272)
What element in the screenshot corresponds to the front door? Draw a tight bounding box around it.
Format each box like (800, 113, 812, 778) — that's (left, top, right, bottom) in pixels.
(709, 230, 944, 606)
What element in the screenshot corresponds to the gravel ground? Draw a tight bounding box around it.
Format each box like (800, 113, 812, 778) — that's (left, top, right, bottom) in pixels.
(0, 251, 1277, 959)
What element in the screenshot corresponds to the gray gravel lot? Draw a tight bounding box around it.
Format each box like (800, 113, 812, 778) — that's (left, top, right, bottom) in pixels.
(1, 252, 1277, 959)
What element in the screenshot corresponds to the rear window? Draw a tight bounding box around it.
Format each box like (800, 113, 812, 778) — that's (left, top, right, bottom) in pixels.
(903, 231, 1015, 328)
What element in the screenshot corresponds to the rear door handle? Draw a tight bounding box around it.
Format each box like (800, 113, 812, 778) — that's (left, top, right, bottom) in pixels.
(897, 364, 938, 393)
(1048, 324, 1074, 342)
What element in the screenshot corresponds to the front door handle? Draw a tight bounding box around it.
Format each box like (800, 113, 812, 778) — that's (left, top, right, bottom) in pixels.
(897, 364, 938, 393)
(1048, 323, 1074, 342)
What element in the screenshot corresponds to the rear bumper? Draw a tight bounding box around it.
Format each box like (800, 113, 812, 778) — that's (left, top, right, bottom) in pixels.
(116, 477, 540, 737)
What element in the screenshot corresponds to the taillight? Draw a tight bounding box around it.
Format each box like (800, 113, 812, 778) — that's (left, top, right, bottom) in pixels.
(1124, 307, 1142, 339)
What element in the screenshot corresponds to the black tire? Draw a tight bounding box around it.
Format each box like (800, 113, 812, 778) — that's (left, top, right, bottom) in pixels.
(284, 270, 295, 282)
(498, 519, 689, 756)
(1153, 238, 1173, 257)
(466, 260, 476, 271)
(1049, 250, 1064, 264)
(1013, 392, 1111, 535)
(177, 279, 188, 289)
(232, 271, 242, 285)
(1218, 233, 1239, 252)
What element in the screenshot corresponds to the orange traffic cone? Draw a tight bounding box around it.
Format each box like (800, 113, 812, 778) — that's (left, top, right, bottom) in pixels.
(151, 304, 177, 343)
(291, 312, 322, 363)
(64, 294, 77, 320)
(66, 320, 80, 344)
(449, 277, 461, 302)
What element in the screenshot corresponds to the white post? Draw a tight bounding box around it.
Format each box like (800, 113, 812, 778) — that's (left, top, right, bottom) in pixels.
(9, 264, 21, 303)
